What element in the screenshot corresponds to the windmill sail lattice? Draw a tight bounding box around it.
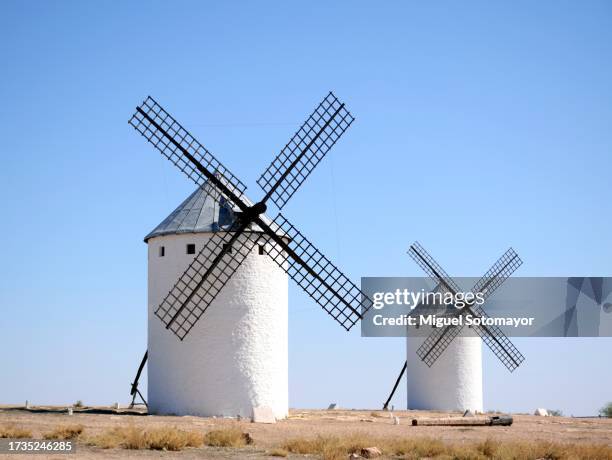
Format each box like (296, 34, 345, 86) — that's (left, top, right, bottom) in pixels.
(265, 214, 365, 331)
(257, 92, 355, 209)
(129, 96, 247, 201)
(155, 224, 258, 340)
(130, 93, 373, 340)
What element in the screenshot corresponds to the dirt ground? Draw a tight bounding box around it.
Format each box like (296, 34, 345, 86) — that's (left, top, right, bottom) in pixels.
(0, 406, 611, 459)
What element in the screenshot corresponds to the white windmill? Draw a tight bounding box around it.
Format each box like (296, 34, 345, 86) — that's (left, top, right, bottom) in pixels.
(382, 242, 524, 412)
(127, 93, 373, 419)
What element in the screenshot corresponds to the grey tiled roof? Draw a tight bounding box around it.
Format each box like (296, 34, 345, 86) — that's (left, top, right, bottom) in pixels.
(144, 185, 275, 242)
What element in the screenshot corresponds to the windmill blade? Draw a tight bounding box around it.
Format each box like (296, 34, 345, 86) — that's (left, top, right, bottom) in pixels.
(408, 242, 462, 294)
(416, 321, 464, 366)
(257, 92, 355, 209)
(415, 248, 524, 371)
(467, 247, 525, 371)
(407, 242, 464, 366)
(467, 305, 526, 371)
(155, 223, 258, 340)
(416, 306, 524, 371)
(261, 213, 373, 331)
(471, 248, 523, 301)
(129, 96, 247, 205)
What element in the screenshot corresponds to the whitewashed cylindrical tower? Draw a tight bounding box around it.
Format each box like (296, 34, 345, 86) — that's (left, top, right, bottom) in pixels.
(406, 335, 483, 412)
(145, 186, 288, 419)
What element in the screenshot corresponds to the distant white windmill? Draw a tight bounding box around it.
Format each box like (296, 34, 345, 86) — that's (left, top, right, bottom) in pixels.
(382, 243, 524, 412)
(127, 93, 373, 418)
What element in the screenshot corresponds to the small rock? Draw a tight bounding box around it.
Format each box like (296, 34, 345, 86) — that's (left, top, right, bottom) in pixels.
(328, 403, 337, 410)
(348, 454, 363, 459)
(360, 447, 382, 458)
(534, 408, 549, 416)
(252, 406, 276, 424)
(393, 416, 400, 425)
(463, 409, 475, 417)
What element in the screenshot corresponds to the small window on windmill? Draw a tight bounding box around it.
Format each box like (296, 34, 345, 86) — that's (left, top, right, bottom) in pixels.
(258, 245, 265, 255)
(159, 246, 165, 257)
(186, 244, 196, 255)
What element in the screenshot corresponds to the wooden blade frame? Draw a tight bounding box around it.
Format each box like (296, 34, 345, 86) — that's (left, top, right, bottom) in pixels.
(257, 92, 355, 209)
(264, 214, 371, 331)
(129, 96, 247, 201)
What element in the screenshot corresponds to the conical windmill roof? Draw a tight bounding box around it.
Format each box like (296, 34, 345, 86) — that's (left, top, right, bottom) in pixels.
(144, 184, 275, 242)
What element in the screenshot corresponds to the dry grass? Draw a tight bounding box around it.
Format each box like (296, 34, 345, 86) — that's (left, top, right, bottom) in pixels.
(268, 447, 289, 457)
(203, 427, 253, 447)
(280, 434, 612, 460)
(86, 425, 249, 452)
(86, 425, 203, 451)
(281, 435, 371, 460)
(43, 424, 84, 440)
(145, 427, 203, 451)
(87, 426, 145, 450)
(0, 424, 32, 439)
(369, 411, 386, 418)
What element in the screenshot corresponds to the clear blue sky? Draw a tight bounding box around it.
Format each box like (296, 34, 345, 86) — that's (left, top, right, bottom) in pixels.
(1, 1, 610, 415)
